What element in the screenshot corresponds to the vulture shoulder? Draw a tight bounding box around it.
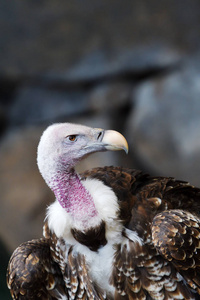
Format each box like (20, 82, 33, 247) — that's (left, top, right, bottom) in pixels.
(82, 166, 200, 299)
(81, 166, 200, 229)
(7, 235, 108, 300)
(7, 239, 66, 300)
(152, 209, 200, 295)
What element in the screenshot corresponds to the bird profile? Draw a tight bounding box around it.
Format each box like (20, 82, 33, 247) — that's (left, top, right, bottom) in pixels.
(7, 122, 200, 300)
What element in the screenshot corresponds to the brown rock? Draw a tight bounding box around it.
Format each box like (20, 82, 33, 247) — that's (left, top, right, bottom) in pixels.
(0, 126, 53, 252)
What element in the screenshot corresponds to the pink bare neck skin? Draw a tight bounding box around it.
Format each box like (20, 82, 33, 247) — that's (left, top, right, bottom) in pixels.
(50, 168, 98, 223)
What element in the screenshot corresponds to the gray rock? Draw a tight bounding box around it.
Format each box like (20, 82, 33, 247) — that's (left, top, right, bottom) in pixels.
(128, 55, 200, 186)
(8, 86, 90, 126)
(1, 0, 198, 77)
(89, 81, 132, 113)
(58, 46, 179, 83)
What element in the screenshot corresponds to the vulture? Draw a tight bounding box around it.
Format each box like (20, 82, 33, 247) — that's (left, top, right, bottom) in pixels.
(7, 122, 200, 300)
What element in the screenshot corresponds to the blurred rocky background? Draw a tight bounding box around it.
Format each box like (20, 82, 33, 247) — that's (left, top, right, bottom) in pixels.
(1, 1, 200, 298)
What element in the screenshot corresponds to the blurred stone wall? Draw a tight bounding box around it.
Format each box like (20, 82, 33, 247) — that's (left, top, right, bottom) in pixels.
(1, 3, 200, 297)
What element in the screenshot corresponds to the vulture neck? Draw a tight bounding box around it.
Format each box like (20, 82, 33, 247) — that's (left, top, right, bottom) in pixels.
(50, 168, 98, 226)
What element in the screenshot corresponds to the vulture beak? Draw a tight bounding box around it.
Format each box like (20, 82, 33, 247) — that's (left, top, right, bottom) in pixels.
(101, 129, 129, 154)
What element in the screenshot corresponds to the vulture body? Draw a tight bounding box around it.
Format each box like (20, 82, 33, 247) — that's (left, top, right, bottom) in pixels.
(7, 123, 200, 300)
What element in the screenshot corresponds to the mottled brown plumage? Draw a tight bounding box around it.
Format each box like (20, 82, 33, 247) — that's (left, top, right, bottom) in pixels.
(82, 167, 200, 299)
(7, 167, 200, 299)
(7, 239, 65, 299)
(6, 123, 200, 299)
(43, 222, 108, 300)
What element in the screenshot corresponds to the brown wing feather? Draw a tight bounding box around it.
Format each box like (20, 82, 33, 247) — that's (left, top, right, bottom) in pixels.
(7, 238, 66, 300)
(152, 209, 200, 294)
(111, 239, 196, 299)
(82, 167, 200, 299)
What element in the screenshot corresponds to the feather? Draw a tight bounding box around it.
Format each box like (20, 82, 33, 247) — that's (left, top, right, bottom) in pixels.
(7, 239, 66, 299)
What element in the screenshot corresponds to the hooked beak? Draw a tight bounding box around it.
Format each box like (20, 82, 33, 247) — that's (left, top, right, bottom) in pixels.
(82, 127, 129, 156)
(101, 129, 129, 154)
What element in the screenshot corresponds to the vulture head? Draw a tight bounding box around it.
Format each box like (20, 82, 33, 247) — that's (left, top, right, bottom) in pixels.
(37, 123, 128, 186)
(37, 123, 128, 225)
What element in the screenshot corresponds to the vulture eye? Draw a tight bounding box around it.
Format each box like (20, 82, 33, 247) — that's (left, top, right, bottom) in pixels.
(66, 135, 77, 142)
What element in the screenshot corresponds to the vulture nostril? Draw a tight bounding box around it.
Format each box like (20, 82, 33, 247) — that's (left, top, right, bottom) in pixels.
(97, 131, 103, 141)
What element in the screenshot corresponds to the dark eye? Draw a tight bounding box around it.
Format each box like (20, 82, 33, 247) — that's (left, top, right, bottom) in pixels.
(66, 135, 77, 142)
